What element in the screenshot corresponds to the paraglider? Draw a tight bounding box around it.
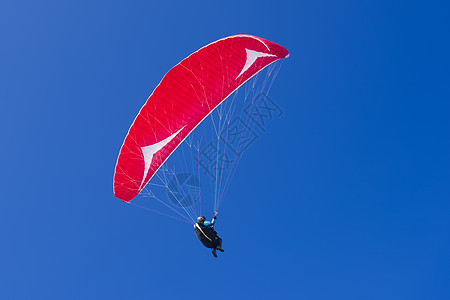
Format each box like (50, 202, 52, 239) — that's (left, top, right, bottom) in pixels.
(113, 34, 289, 257)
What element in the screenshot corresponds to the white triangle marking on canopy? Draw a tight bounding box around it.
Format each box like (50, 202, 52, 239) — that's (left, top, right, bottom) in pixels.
(236, 49, 277, 79)
(140, 127, 185, 189)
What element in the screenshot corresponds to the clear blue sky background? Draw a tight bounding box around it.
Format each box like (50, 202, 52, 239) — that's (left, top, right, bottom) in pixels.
(1, 0, 449, 299)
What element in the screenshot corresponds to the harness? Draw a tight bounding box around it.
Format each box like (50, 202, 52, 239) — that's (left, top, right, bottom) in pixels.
(195, 223, 212, 242)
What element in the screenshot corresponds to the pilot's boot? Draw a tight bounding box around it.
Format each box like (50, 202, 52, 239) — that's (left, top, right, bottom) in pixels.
(212, 248, 218, 257)
(216, 245, 224, 252)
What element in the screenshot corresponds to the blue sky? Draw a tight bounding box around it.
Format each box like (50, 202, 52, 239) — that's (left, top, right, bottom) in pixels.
(1, 0, 449, 299)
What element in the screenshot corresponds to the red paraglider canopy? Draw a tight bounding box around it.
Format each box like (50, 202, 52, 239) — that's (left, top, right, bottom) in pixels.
(114, 34, 289, 202)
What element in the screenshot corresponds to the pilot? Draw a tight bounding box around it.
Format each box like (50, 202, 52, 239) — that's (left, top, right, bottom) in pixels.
(194, 212, 224, 257)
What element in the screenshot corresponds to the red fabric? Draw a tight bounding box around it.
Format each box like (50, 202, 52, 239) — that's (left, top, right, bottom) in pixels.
(114, 35, 289, 202)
